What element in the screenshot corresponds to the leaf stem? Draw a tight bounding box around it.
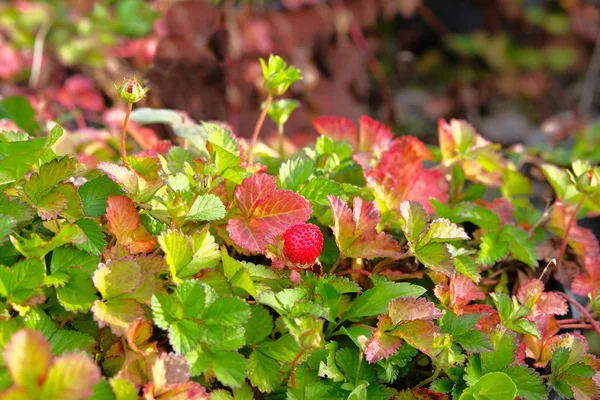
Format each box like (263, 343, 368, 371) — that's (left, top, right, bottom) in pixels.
(556, 196, 586, 268)
(290, 348, 306, 389)
(413, 367, 440, 389)
(120, 102, 133, 167)
(248, 95, 273, 164)
(278, 123, 285, 159)
(556, 292, 600, 336)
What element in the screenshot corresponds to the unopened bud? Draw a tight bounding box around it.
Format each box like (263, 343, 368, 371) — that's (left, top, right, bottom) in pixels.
(116, 77, 148, 103)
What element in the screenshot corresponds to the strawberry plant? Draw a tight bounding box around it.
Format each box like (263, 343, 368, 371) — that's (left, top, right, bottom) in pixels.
(0, 53, 599, 400)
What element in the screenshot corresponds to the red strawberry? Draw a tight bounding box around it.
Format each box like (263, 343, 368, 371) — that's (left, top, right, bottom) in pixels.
(282, 223, 323, 265)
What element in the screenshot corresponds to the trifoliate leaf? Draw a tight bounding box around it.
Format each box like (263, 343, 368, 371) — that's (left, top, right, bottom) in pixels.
(227, 173, 311, 253)
(329, 195, 401, 259)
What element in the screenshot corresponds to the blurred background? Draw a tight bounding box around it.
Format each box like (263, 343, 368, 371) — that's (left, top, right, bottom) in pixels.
(1, 0, 600, 156)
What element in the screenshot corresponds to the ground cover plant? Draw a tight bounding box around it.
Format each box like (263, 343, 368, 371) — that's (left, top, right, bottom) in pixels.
(1, 52, 600, 400)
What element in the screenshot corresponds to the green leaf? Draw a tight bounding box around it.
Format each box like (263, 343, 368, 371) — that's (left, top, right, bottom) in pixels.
(56, 269, 98, 312)
(440, 311, 482, 336)
(109, 378, 137, 400)
(343, 281, 426, 321)
(399, 201, 429, 242)
(459, 372, 517, 400)
(257, 334, 301, 363)
(210, 351, 248, 388)
(500, 225, 537, 267)
(503, 366, 547, 400)
(248, 350, 283, 392)
(480, 328, 515, 373)
(245, 305, 273, 345)
(0, 96, 39, 133)
(221, 247, 256, 299)
(267, 98, 300, 126)
(433, 201, 500, 231)
(115, 0, 159, 37)
(299, 178, 346, 207)
(170, 320, 201, 354)
(279, 157, 315, 191)
(187, 194, 226, 221)
(204, 297, 251, 326)
(414, 243, 455, 275)
(259, 55, 302, 96)
(456, 330, 493, 352)
(206, 123, 241, 174)
(78, 175, 123, 217)
(0, 215, 16, 245)
(0, 125, 62, 187)
(477, 231, 509, 266)
(74, 219, 106, 255)
(151, 294, 182, 330)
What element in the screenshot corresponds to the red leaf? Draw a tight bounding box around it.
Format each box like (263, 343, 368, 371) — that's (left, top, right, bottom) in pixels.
(549, 204, 600, 296)
(486, 198, 514, 225)
(377, 136, 432, 177)
(388, 297, 443, 324)
(329, 195, 401, 259)
(358, 115, 394, 153)
(227, 173, 312, 253)
(365, 315, 403, 363)
(516, 279, 568, 316)
(313, 116, 358, 148)
(106, 196, 157, 254)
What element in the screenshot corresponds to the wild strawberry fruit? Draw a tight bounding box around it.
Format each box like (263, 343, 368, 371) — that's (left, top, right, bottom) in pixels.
(282, 223, 323, 265)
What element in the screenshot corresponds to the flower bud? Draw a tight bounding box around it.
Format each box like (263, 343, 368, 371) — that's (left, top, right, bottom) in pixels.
(116, 77, 148, 103)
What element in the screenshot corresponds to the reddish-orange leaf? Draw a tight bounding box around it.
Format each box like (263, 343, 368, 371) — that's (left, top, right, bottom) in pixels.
(106, 196, 157, 254)
(329, 195, 401, 259)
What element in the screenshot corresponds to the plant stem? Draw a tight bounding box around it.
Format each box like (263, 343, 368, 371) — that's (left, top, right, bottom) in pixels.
(278, 123, 285, 159)
(556, 196, 586, 269)
(556, 292, 600, 336)
(336, 269, 371, 277)
(248, 95, 273, 164)
(328, 256, 343, 275)
(290, 348, 306, 389)
(559, 323, 593, 330)
(120, 102, 133, 167)
(414, 367, 440, 389)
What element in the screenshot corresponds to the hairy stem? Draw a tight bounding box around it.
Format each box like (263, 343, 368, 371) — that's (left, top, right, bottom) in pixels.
(559, 323, 593, 330)
(556, 196, 586, 269)
(120, 102, 133, 167)
(414, 367, 440, 389)
(557, 292, 600, 336)
(248, 95, 273, 164)
(278, 123, 285, 159)
(290, 348, 306, 389)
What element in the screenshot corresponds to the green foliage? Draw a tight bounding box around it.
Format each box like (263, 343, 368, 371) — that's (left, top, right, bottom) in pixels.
(0, 55, 598, 400)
